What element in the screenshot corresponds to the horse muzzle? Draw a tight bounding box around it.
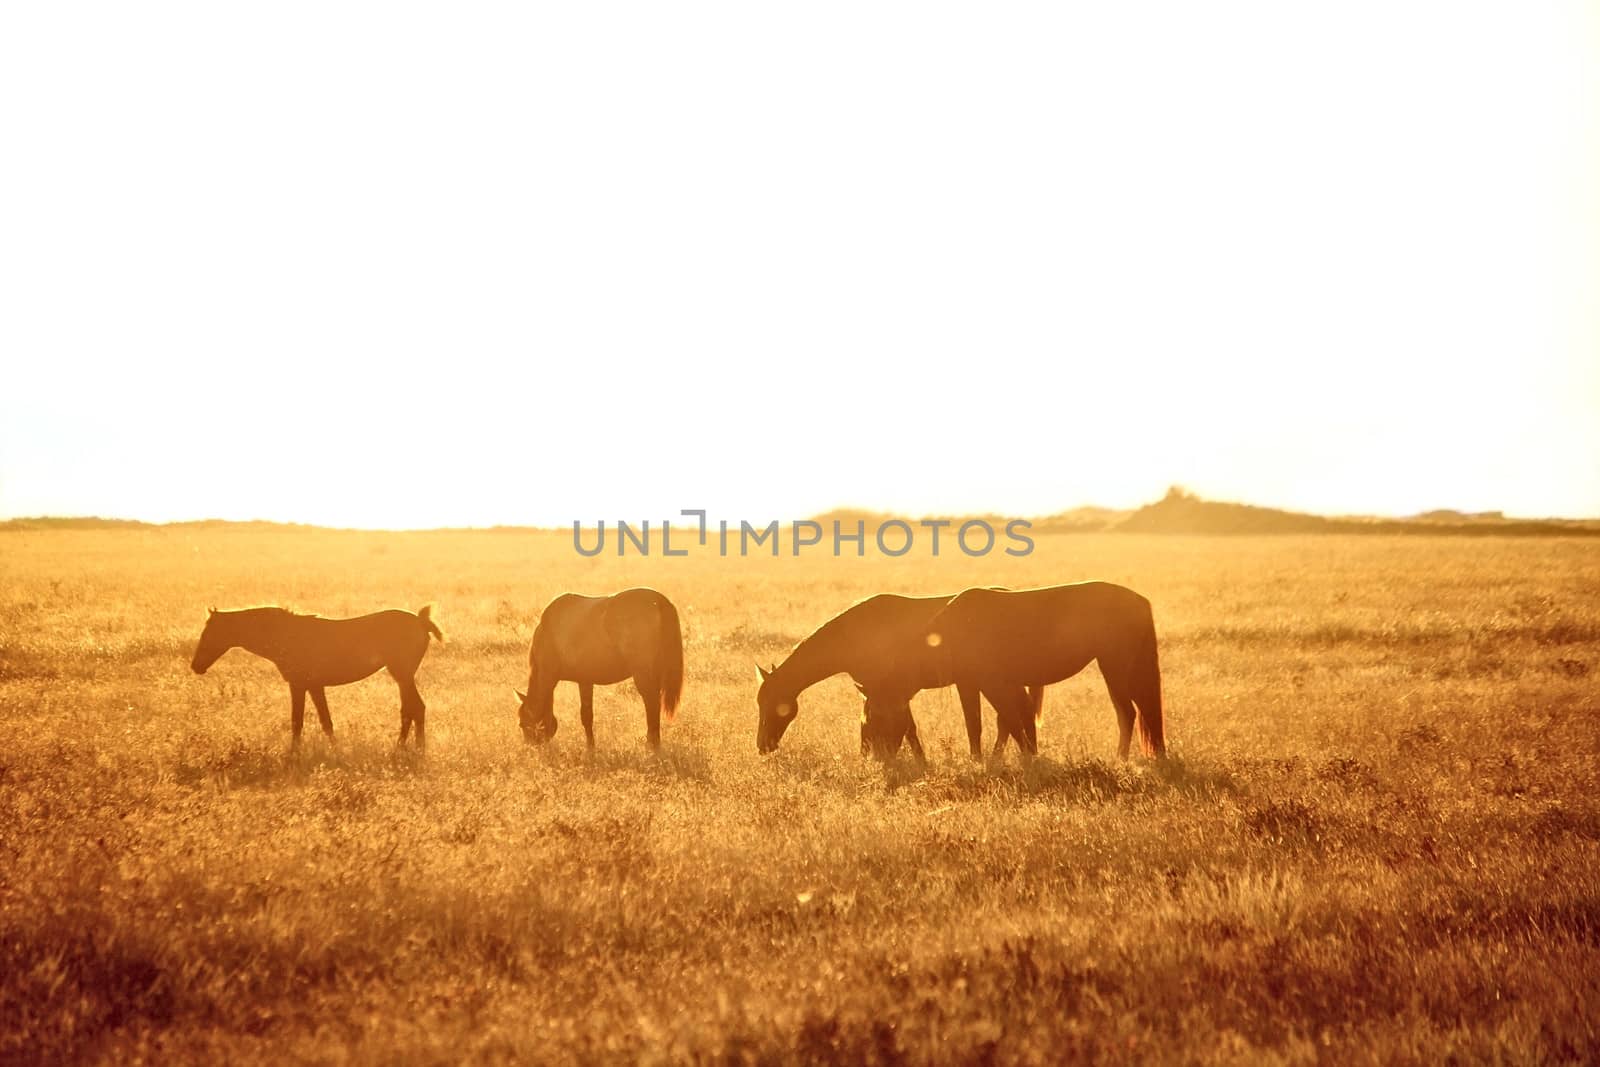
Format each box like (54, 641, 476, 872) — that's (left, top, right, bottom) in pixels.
(522, 718, 557, 745)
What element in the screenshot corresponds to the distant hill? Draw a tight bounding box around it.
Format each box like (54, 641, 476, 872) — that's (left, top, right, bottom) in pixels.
(1115, 488, 1600, 536)
(810, 507, 1041, 532)
(812, 492, 1600, 537)
(4, 493, 1596, 536)
(0, 516, 156, 530)
(1032, 505, 1133, 533)
(0, 516, 417, 533)
(1411, 509, 1506, 524)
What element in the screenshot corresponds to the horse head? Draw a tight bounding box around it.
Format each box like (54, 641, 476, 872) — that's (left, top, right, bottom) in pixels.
(754, 663, 797, 753)
(515, 689, 557, 744)
(190, 607, 230, 674)
(856, 681, 915, 760)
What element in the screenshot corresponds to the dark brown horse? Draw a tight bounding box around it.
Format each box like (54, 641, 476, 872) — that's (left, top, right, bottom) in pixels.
(515, 588, 683, 751)
(854, 679, 1043, 760)
(864, 582, 1165, 759)
(755, 592, 1040, 760)
(191, 605, 443, 748)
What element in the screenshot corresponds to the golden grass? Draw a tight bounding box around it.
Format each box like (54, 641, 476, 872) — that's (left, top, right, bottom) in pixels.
(1, 528, 1597, 1064)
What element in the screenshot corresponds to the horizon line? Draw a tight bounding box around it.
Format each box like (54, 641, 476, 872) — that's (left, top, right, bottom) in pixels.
(4, 489, 1599, 533)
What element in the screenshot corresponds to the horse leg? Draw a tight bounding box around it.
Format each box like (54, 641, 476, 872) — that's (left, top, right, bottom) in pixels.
(1021, 685, 1041, 754)
(957, 682, 983, 760)
(981, 689, 1003, 758)
(1011, 688, 1038, 760)
(396, 673, 426, 749)
(395, 679, 412, 746)
(1025, 685, 1044, 752)
(410, 686, 427, 751)
(310, 687, 334, 739)
(634, 673, 662, 750)
(1103, 669, 1138, 760)
(991, 711, 1012, 760)
(985, 691, 1013, 759)
(904, 708, 927, 765)
(289, 685, 306, 748)
(579, 682, 595, 752)
(986, 685, 1036, 762)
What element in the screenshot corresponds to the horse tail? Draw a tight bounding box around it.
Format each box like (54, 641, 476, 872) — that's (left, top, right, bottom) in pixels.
(657, 597, 684, 722)
(1132, 610, 1165, 757)
(417, 604, 445, 644)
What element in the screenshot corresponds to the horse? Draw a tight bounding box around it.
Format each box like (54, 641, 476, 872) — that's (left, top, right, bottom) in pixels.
(191, 604, 443, 748)
(863, 581, 1165, 759)
(854, 678, 1043, 760)
(754, 592, 1041, 760)
(515, 588, 683, 751)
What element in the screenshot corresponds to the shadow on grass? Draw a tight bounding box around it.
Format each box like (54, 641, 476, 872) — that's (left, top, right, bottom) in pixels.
(168, 734, 1245, 806)
(575, 742, 716, 784)
(1148, 754, 1246, 797)
(507, 730, 718, 782)
(883, 755, 932, 793)
(906, 753, 1244, 805)
(170, 735, 430, 790)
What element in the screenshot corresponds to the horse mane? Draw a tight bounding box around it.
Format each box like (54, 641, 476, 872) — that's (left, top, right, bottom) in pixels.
(804, 592, 914, 643)
(782, 594, 883, 659)
(796, 600, 863, 647)
(218, 605, 321, 621)
(773, 593, 934, 686)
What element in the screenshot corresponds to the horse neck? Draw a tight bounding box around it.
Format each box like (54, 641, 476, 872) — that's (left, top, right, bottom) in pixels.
(525, 661, 553, 713)
(772, 625, 853, 698)
(230, 610, 294, 661)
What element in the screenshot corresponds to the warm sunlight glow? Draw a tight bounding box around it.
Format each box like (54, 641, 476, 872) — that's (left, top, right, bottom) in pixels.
(2, 3, 1596, 526)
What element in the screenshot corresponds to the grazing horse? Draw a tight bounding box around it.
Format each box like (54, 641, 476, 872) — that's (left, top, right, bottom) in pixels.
(191, 605, 443, 748)
(864, 582, 1165, 759)
(854, 679, 1044, 761)
(754, 592, 1040, 760)
(515, 588, 683, 751)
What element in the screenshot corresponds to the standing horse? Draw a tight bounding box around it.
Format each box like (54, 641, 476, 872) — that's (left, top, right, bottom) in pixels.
(191, 605, 443, 748)
(755, 592, 1040, 760)
(515, 588, 683, 751)
(864, 582, 1165, 759)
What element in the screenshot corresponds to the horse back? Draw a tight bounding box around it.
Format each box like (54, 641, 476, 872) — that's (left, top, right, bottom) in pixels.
(934, 582, 1153, 684)
(599, 588, 676, 664)
(530, 594, 608, 666)
(533, 589, 674, 682)
(831, 594, 952, 692)
(271, 610, 431, 686)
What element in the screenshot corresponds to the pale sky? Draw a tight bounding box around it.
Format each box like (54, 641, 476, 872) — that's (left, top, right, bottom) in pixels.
(2, 3, 1596, 527)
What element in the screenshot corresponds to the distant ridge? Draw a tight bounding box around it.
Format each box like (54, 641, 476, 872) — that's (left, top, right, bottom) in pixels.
(811, 492, 1600, 536)
(0, 516, 325, 532)
(4, 492, 1597, 535)
(1, 516, 155, 530)
(1114, 488, 1600, 536)
(810, 505, 1133, 534)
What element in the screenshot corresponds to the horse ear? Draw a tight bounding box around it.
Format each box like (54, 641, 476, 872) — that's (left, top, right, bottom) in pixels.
(513, 689, 526, 703)
(755, 664, 770, 682)
(208, 606, 216, 617)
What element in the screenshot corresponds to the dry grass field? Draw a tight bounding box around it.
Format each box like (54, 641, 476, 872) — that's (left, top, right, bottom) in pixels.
(2, 526, 1598, 1064)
